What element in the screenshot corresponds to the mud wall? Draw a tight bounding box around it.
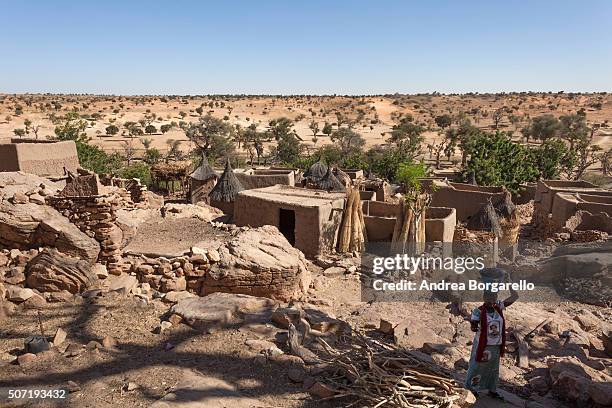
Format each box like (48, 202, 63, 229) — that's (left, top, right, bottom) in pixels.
(189, 178, 216, 204)
(234, 195, 343, 256)
(210, 199, 235, 217)
(425, 207, 457, 242)
(362, 206, 456, 243)
(0, 141, 79, 177)
(363, 201, 400, 218)
(430, 182, 506, 222)
(235, 172, 295, 190)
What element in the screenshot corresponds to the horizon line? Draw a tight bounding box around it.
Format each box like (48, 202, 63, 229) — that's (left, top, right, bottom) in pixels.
(1, 90, 610, 98)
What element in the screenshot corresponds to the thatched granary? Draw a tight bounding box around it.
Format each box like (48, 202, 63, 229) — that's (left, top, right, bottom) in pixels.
(317, 167, 346, 192)
(304, 160, 328, 183)
(466, 198, 502, 237)
(209, 159, 244, 216)
(188, 153, 218, 204)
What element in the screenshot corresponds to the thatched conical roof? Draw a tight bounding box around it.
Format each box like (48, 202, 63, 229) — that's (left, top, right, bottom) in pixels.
(466, 199, 502, 237)
(317, 167, 346, 192)
(493, 192, 516, 218)
(189, 153, 218, 181)
(304, 160, 328, 182)
(209, 159, 244, 202)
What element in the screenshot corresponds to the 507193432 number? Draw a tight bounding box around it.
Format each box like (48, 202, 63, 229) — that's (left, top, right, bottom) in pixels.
(7, 389, 67, 399)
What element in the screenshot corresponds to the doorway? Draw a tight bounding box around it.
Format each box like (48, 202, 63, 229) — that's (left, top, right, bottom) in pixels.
(278, 208, 296, 246)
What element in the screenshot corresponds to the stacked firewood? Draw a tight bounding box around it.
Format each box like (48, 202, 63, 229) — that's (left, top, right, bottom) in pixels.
(391, 193, 429, 254)
(338, 187, 367, 253)
(312, 331, 465, 407)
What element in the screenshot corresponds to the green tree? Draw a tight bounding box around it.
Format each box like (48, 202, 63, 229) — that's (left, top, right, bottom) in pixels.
(434, 114, 452, 129)
(559, 113, 589, 150)
(268, 117, 295, 141)
(76, 143, 122, 174)
(526, 114, 560, 141)
(445, 120, 481, 165)
(322, 122, 333, 137)
(105, 124, 119, 135)
(145, 124, 157, 135)
(463, 131, 540, 192)
(55, 112, 120, 174)
(389, 118, 424, 161)
(532, 138, 574, 179)
(120, 162, 152, 186)
(395, 162, 428, 193)
(55, 112, 88, 142)
(309, 120, 319, 137)
(276, 133, 301, 164)
(244, 124, 264, 164)
(185, 114, 235, 161)
(330, 127, 365, 154)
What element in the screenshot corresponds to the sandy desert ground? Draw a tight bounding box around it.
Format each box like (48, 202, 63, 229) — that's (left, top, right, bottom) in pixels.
(1, 93, 610, 163)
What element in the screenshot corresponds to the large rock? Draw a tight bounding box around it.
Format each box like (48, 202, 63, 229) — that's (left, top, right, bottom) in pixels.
(0, 201, 100, 263)
(203, 226, 310, 301)
(603, 325, 612, 357)
(394, 318, 451, 349)
(0, 172, 62, 198)
(115, 208, 159, 246)
(5, 285, 35, 302)
(548, 357, 612, 406)
(170, 292, 276, 331)
(25, 249, 98, 294)
(107, 273, 138, 295)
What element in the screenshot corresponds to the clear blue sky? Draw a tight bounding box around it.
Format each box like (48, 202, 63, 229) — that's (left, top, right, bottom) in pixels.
(0, 0, 610, 95)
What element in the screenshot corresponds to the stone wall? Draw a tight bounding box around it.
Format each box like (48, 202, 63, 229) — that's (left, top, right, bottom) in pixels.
(123, 225, 310, 301)
(49, 196, 124, 274)
(100, 176, 151, 209)
(125, 252, 213, 295)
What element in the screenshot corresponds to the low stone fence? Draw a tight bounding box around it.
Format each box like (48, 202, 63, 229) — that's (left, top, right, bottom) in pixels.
(123, 248, 219, 295)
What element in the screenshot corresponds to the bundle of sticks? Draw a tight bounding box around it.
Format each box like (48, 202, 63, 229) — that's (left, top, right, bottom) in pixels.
(391, 193, 429, 254)
(338, 187, 367, 253)
(314, 332, 463, 407)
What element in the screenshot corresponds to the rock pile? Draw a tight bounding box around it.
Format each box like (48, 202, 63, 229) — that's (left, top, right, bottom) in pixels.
(127, 254, 194, 294)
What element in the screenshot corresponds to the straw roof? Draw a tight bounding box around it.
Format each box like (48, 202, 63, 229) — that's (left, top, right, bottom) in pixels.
(493, 192, 516, 218)
(189, 153, 218, 181)
(304, 160, 328, 182)
(316, 167, 346, 192)
(209, 159, 244, 202)
(466, 199, 502, 237)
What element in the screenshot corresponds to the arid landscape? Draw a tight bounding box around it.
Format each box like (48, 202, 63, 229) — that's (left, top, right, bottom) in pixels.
(1, 93, 610, 163)
(0, 91, 610, 408)
(1, 2, 611, 408)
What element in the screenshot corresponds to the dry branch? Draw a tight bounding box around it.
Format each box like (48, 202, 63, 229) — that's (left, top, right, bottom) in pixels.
(309, 331, 464, 407)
